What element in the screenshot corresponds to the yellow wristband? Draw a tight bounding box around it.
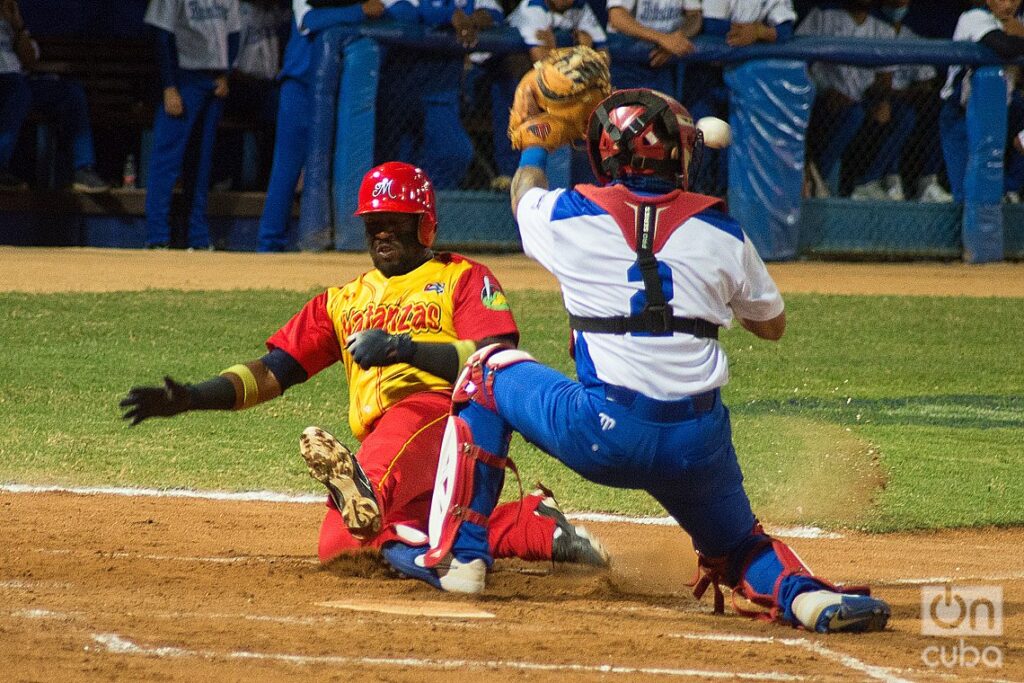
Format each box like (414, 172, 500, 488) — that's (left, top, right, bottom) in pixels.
(221, 363, 259, 409)
(453, 340, 477, 368)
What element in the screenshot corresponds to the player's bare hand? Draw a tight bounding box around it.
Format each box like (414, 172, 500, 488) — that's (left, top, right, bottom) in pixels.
(346, 329, 414, 369)
(1, 0, 23, 29)
(362, 0, 385, 19)
(872, 99, 891, 125)
(163, 86, 184, 117)
(657, 29, 694, 57)
(535, 28, 555, 48)
(1005, 17, 1024, 37)
(452, 9, 479, 48)
(213, 75, 229, 99)
(648, 46, 672, 68)
(726, 22, 760, 47)
(120, 376, 192, 426)
(574, 29, 594, 48)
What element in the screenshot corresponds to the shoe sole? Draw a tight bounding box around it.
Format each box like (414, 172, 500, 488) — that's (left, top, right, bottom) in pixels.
(300, 426, 381, 538)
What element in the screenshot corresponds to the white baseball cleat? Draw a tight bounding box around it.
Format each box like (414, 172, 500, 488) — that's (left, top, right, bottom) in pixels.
(300, 426, 381, 539)
(792, 590, 891, 633)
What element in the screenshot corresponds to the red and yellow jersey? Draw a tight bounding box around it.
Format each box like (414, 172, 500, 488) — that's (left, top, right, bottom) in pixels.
(265, 254, 518, 439)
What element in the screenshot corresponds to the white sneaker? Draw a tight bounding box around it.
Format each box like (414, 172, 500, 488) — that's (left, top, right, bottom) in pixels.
(1005, 191, 1022, 204)
(434, 556, 487, 594)
(917, 175, 953, 203)
(850, 179, 888, 201)
(883, 174, 905, 201)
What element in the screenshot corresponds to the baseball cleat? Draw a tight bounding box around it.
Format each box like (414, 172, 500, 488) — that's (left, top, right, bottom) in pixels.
(793, 590, 891, 634)
(380, 542, 487, 594)
(300, 426, 381, 539)
(534, 491, 610, 567)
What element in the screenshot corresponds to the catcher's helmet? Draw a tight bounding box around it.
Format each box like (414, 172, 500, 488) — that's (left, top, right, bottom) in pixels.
(586, 88, 701, 190)
(355, 162, 437, 247)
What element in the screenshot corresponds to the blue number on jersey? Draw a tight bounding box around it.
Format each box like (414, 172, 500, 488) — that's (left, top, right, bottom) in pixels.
(627, 260, 674, 337)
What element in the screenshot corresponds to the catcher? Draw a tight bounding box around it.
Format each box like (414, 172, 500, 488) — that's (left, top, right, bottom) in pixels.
(120, 161, 609, 587)
(390, 46, 892, 634)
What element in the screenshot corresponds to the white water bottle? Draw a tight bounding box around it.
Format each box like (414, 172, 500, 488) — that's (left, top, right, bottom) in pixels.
(122, 154, 137, 189)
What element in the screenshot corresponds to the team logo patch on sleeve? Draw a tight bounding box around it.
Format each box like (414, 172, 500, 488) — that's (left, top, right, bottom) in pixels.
(480, 276, 509, 311)
(424, 282, 445, 294)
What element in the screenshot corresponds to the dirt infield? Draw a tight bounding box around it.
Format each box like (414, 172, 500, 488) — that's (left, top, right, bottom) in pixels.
(2, 248, 1023, 681)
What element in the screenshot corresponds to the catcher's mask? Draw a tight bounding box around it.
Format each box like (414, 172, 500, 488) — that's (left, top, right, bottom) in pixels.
(355, 162, 437, 248)
(586, 88, 702, 190)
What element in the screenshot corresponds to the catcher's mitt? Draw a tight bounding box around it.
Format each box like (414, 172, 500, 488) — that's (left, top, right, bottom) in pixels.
(508, 46, 611, 152)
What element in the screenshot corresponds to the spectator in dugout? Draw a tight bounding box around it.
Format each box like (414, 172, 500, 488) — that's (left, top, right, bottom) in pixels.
(258, 0, 410, 253)
(797, 0, 899, 199)
(850, 0, 954, 202)
(0, 0, 110, 192)
(506, 0, 609, 64)
(683, 0, 796, 196)
(939, 0, 1024, 204)
(374, 0, 500, 190)
(605, 0, 702, 96)
(143, 0, 242, 250)
(212, 0, 290, 192)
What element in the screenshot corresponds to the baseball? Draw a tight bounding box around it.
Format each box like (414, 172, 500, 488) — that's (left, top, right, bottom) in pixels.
(696, 117, 732, 149)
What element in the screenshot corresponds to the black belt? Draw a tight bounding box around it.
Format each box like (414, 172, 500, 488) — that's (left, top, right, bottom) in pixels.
(601, 385, 719, 423)
(569, 312, 719, 339)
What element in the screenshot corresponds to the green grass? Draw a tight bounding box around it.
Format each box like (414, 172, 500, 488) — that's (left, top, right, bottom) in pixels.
(1, 290, 1022, 532)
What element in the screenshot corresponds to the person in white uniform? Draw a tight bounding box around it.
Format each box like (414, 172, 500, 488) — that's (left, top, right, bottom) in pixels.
(392, 87, 892, 635)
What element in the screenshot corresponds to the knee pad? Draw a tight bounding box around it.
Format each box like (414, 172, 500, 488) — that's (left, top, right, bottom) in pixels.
(452, 342, 536, 412)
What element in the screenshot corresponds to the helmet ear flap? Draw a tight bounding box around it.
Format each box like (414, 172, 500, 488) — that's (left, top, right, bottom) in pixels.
(684, 128, 705, 192)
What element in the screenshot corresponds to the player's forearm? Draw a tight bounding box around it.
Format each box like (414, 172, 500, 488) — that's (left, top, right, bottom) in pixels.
(408, 339, 501, 383)
(217, 360, 284, 410)
(608, 8, 664, 45)
(511, 148, 549, 218)
(739, 311, 786, 341)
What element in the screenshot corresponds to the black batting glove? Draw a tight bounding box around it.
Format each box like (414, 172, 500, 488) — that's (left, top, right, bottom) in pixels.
(345, 329, 414, 370)
(120, 376, 192, 426)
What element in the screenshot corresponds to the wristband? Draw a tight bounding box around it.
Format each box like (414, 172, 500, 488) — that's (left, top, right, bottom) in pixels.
(519, 147, 549, 169)
(452, 340, 477, 368)
(221, 363, 259, 409)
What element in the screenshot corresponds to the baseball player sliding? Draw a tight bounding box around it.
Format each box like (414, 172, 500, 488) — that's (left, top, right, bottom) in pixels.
(388, 47, 891, 634)
(120, 162, 609, 580)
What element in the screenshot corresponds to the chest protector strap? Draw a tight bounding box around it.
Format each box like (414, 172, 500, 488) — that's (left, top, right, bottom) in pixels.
(568, 188, 722, 338)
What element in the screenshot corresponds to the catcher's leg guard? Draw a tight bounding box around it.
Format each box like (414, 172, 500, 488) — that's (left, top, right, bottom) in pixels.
(694, 524, 890, 633)
(423, 344, 536, 571)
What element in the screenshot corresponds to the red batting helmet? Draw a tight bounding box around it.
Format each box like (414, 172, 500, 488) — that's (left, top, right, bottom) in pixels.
(355, 162, 437, 247)
(586, 89, 701, 190)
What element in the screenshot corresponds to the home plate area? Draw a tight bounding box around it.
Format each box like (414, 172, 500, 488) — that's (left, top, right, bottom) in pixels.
(1, 491, 1021, 681)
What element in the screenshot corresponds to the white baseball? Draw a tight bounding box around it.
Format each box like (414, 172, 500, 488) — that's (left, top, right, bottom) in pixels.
(696, 117, 732, 149)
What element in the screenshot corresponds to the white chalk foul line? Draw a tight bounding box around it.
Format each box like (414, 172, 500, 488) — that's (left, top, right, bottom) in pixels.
(672, 632, 914, 683)
(88, 633, 804, 680)
(0, 483, 840, 539)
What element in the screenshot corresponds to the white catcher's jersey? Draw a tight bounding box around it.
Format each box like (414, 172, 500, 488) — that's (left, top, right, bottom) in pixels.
(145, 0, 242, 71)
(606, 0, 701, 35)
(796, 7, 896, 102)
(701, 0, 795, 25)
(516, 186, 783, 400)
